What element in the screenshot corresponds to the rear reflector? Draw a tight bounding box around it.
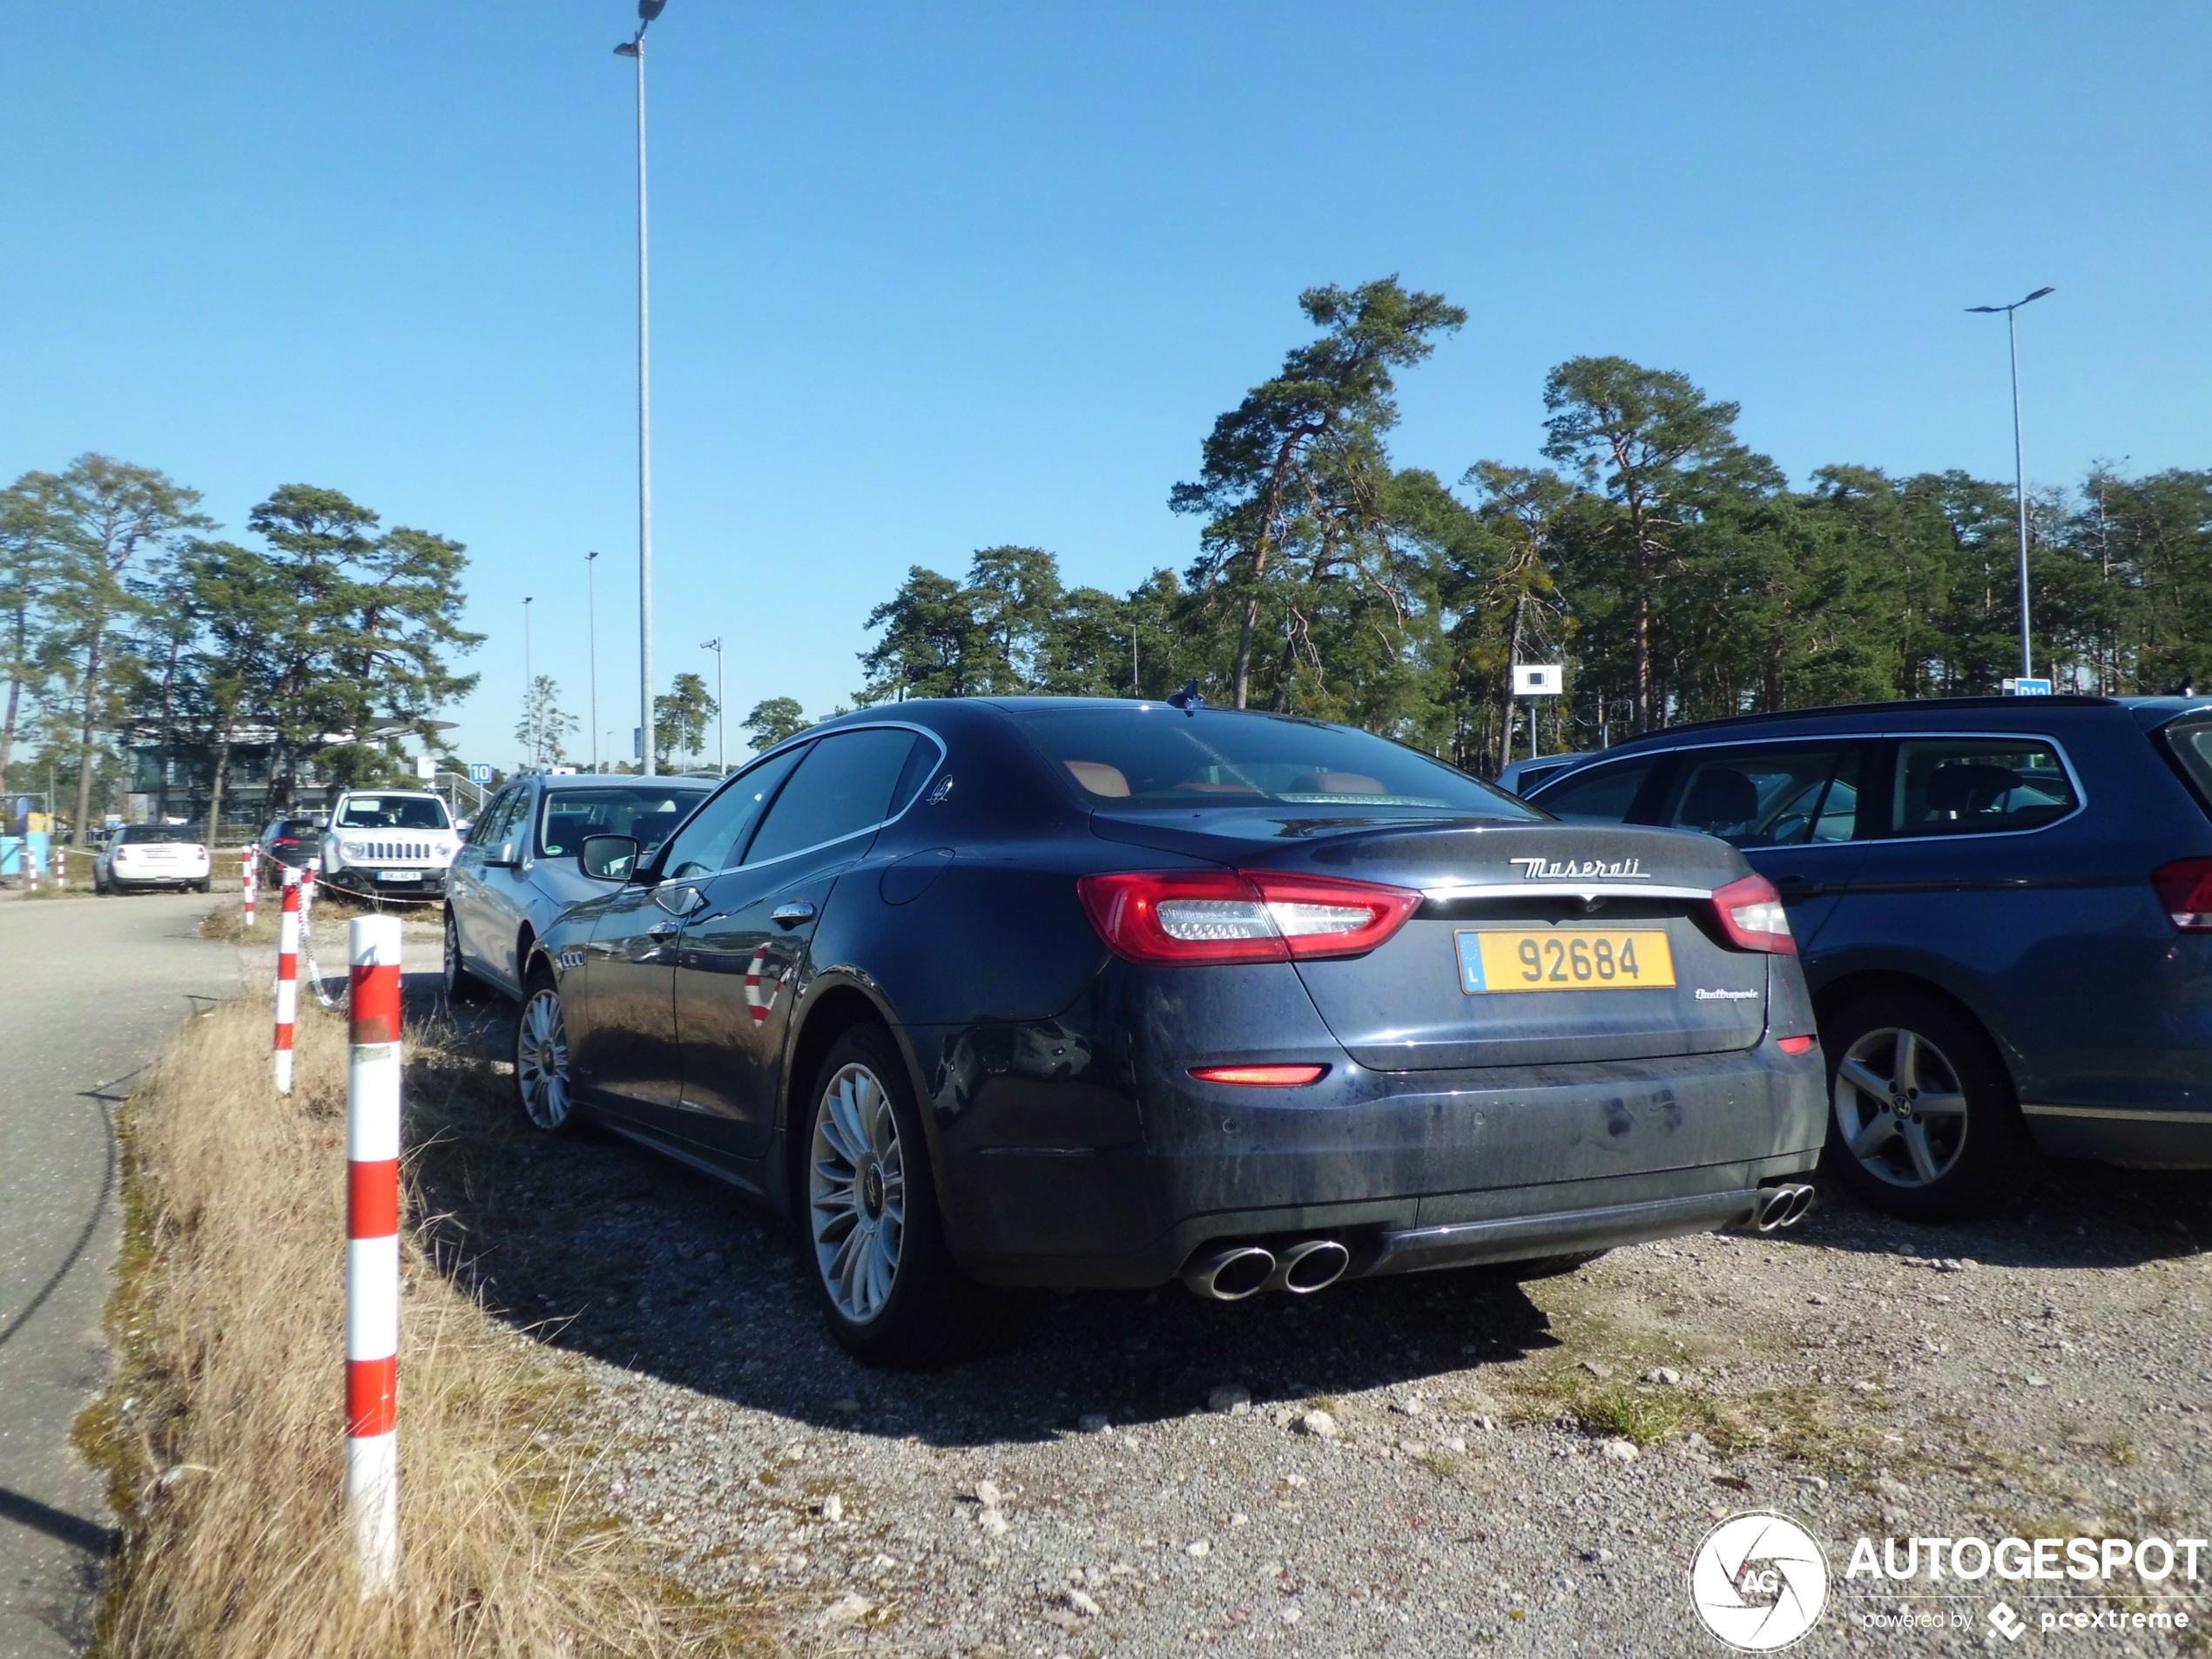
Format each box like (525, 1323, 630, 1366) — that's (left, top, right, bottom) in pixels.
(1189, 1064, 1329, 1087)
(1777, 1035, 1817, 1055)
(1711, 873, 1797, 954)
(2152, 858, 2212, 931)
(1079, 870, 1420, 966)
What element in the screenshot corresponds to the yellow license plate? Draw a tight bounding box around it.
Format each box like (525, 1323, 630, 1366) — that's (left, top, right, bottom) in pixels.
(1456, 928, 1676, 993)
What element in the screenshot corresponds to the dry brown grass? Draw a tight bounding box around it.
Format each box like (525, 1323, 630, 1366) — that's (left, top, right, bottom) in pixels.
(84, 994, 752, 1657)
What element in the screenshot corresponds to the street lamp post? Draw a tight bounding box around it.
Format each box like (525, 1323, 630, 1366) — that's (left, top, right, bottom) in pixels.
(522, 595, 535, 769)
(616, 0, 669, 774)
(700, 637, 725, 772)
(1966, 286, 2056, 683)
(586, 550, 601, 772)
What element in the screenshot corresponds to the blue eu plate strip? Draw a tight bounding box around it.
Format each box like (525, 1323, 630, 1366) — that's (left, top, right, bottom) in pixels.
(1455, 931, 1487, 994)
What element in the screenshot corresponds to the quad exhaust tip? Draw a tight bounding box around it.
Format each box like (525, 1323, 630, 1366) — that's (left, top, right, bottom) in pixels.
(1266, 1238, 1351, 1294)
(1183, 1244, 1276, 1301)
(1750, 1183, 1816, 1231)
(1183, 1238, 1351, 1300)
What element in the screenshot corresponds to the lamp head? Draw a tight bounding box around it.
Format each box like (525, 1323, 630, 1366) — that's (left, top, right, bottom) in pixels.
(639, 0, 667, 17)
(2022, 286, 2056, 304)
(614, 39, 639, 56)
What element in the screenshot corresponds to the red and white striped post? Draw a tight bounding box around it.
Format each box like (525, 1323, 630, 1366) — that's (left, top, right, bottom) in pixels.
(345, 914, 403, 1595)
(51, 844, 64, 888)
(241, 845, 257, 927)
(273, 867, 301, 1094)
(24, 843, 38, 895)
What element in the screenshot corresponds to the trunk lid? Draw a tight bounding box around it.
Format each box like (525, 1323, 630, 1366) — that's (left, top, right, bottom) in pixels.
(1091, 811, 1769, 1069)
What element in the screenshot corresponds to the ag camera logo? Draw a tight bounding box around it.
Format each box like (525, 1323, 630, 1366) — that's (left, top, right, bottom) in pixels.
(1690, 1512, 1829, 1650)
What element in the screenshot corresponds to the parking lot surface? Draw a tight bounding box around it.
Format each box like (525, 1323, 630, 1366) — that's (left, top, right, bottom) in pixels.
(421, 998, 2212, 1657)
(0, 894, 236, 1659)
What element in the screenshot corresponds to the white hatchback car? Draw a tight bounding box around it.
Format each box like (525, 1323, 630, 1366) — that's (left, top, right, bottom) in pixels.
(320, 790, 462, 902)
(96, 824, 212, 894)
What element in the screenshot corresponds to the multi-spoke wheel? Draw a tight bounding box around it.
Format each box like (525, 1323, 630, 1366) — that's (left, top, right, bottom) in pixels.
(796, 1023, 1004, 1366)
(514, 975, 577, 1133)
(1823, 994, 2023, 1221)
(808, 1062, 907, 1325)
(1833, 1027, 1971, 1189)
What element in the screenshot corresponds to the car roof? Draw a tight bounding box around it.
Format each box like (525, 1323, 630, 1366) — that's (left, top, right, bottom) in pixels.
(1593, 694, 2128, 752)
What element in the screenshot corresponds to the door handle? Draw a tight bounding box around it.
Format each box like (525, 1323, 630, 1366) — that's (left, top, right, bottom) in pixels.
(647, 921, 682, 940)
(771, 901, 817, 927)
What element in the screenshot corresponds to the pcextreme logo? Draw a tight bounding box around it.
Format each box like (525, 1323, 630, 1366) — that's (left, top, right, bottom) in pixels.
(1690, 1512, 1831, 1651)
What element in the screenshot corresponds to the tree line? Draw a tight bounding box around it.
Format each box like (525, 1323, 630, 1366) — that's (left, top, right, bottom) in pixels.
(846, 277, 2212, 773)
(1, 458, 480, 841)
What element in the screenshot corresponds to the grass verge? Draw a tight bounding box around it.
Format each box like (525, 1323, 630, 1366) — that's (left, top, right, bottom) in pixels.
(80, 993, 752, 1657)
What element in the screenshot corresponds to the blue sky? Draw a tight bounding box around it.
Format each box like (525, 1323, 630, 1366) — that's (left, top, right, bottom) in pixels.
(4, 3, 2208, 767)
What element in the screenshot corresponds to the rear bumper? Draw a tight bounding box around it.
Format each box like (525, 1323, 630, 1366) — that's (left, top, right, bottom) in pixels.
(933, 1042, 1824, 1289)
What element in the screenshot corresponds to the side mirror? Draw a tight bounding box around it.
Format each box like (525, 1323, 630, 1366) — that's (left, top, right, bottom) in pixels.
(485, 840, 520, 869)
(579, 833, 642, 881)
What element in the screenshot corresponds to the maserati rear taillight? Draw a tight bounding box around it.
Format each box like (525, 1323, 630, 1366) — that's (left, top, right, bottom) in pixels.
(1078, 870, 1421, 966)
(1711, 873, 1797, 954)
(2152, 858, 2212, 931)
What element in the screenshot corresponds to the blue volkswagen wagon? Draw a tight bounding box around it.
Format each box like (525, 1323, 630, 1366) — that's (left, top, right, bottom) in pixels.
(1527, 696, 2212, 1220)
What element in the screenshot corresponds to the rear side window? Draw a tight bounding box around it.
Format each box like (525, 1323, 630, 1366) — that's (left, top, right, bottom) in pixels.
(743, 728, 922, 865)
(1891, 739, 2079, 837)
(1660, 747, 1859, 848)
(2162, 718, 2212, 815)
(1528, 755, 1660, 823)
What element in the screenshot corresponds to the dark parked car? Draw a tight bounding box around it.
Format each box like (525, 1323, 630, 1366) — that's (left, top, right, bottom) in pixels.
(516, 698, 1824, 1365)
(444, 772, 714, 1001)
(1526, 695, 2212, 1220)
(255, 817, 323, 884)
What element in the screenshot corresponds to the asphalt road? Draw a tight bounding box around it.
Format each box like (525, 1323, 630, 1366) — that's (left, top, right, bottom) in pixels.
(0, 893, 236, 1659)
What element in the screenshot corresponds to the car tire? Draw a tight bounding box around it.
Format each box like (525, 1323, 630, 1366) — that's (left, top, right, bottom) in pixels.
(443, 910, 488, 1004)
(193, 878, 212, 894)
(513, 968, 581, 1135)
(1822, 993, 2026, 1223)
(798, 1023, 1004, 1368)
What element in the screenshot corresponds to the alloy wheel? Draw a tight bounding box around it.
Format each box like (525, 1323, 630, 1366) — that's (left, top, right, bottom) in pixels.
(808, 1062, 907, 1325)
(1832, 1025, 1970, 1188)
(516, 988, 572, 1130)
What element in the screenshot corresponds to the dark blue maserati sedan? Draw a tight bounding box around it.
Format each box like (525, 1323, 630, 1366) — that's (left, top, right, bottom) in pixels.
(1527, 695, 2212, 1223)
(520, 697, 1824, 1365)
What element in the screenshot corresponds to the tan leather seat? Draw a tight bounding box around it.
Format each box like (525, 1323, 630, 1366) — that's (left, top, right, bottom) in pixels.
(1064, 761, 1131, 797)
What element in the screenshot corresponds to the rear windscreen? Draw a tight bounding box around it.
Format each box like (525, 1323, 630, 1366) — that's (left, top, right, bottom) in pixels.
(2162, 718, 2212, 815)
(119, 824, 197, 844)
(537, 786, 706, 856)
(1011, 705, 1539, 818)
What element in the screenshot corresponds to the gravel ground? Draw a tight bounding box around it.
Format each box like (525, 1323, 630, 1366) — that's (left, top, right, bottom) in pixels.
(412, 995, 2212, 1659)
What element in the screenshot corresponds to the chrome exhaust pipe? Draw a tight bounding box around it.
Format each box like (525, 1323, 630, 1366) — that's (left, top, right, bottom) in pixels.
(1181, 1245, 1276, 1302)
(1264, 1238, 1351, 1295)
(1751, 1183, 1815, 1231)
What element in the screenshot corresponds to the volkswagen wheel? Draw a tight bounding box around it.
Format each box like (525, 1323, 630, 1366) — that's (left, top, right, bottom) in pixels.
(1823, 993, 2024, 1222)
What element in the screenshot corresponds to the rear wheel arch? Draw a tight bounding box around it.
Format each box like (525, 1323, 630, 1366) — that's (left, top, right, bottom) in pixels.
(782, 983, 930, 1200)
(1811, 968, 2022, 1094)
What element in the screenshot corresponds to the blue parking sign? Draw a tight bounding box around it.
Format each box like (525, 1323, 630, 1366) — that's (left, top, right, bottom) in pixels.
(468, 762, 494, 784)
(2003, 678, 2054, 697)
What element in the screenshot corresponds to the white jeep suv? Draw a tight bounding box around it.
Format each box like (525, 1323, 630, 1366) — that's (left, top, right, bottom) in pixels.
(320, 790, 462, 901)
